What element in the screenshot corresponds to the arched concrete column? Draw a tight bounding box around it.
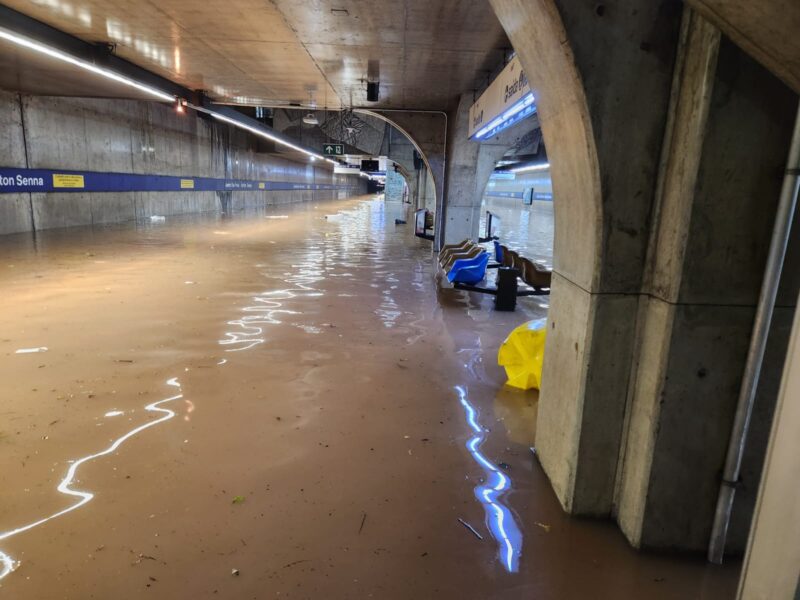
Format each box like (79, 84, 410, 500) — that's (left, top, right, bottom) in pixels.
(489, 0, 682, 517)
(488, 0, 602, 290)
(354, 109, 446, 229)
(441, 94, 538, 244)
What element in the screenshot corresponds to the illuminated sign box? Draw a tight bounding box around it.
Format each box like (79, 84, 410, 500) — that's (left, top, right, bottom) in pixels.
(469, 55, 537, 140)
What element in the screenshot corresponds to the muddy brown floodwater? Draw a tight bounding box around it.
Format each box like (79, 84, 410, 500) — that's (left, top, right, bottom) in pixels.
(0, 195, 738, 599)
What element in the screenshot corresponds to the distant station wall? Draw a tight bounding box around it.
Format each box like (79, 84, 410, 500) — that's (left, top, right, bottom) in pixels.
(0, 91, 367, 235)
(483, 168, 553, 202)
(384, 169, 407, 203)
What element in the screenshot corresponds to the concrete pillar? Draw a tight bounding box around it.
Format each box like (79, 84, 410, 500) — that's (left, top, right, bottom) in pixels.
(617, 26, 799, 552)
(384, 128, 420, 208)
(440, 94, 537, 245)
(490, 0, 682, 518)
(487, 0, 799, 554)
(414, 165, 423, 210)
(440, 93, 482, 245)
(419, 164, 436, 212)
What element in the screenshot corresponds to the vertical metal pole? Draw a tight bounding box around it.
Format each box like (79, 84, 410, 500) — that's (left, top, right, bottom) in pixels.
(708, 103, 800, 564)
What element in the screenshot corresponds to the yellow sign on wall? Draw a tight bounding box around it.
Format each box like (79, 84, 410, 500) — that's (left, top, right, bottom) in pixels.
(180, 179, 195, 189)
(52, 174, 85, 188)
(258, 182, 265, 190)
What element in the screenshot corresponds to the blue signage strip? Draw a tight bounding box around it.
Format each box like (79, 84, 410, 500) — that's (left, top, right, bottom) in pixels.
(485, 191, 553, 201)
(485, 191, 524, 199)
(0, 167, 349, 194)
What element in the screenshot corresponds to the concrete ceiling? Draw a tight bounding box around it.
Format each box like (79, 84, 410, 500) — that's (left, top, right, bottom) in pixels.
(1, 0, 509, 111)
(0, 34, 158, 101)
(687, 0, 800, 93)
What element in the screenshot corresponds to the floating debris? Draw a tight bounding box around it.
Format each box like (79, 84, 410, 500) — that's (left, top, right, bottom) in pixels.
(457, 518, 484, 541)
(15, 347, 48, 354)
(231, 568, 240, 576)
(534, 522, 551, 533)
(232, 495, 245, 504)
(359, 513, 367, 534)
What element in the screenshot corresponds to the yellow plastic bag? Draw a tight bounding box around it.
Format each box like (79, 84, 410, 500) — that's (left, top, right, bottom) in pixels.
(498, 318, 547, 390)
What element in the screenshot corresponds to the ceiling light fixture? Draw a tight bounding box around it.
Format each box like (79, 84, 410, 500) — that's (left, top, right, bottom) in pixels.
(473, 92, 536, 140)
(0, 27, 350, 173)
(302, 112, 319, 125)
(509, 162, 550, 174)
(202, 109, 337, 166)
(0, 28, 175, 102)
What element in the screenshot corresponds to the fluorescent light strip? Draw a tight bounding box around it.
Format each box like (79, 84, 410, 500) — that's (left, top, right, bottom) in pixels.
(510, 162, 550, 174)
(474, 92, 536, 140)
(0, 29, 175, 103)
(206, 110, 340, 166)
(0, 28, 351, 172)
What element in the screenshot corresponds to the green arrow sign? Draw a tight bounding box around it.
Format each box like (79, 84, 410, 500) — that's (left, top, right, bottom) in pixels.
(323, 144, 345, 156)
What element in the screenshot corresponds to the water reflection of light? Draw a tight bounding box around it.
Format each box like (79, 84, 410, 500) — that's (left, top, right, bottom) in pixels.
(1, 198, 417, 584)
(0, 378, 184, 582)
(455, 385, 522, 573)
(219, 264, 325, 352)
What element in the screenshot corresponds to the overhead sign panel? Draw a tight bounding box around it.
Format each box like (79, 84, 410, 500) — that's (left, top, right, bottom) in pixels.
(323, 143, 345, 156)
(469, 55, 536, 140)
(361, 159, 380, 172)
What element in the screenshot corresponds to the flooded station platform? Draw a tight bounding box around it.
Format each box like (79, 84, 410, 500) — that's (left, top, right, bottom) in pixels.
(0, 195, 739, 598)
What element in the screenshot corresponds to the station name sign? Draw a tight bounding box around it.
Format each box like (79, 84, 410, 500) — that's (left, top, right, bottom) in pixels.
(0, 173, 45, 188)
(0, 167, 351, 194)
(468, 55, 533, 139)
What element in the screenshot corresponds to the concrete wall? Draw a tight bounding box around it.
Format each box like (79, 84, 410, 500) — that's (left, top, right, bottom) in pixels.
(0, 91, 367, 235)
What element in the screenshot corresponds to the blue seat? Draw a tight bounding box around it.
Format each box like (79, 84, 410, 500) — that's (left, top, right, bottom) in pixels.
(493, 240, 504, 263)
(448, 251, 490, 285)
